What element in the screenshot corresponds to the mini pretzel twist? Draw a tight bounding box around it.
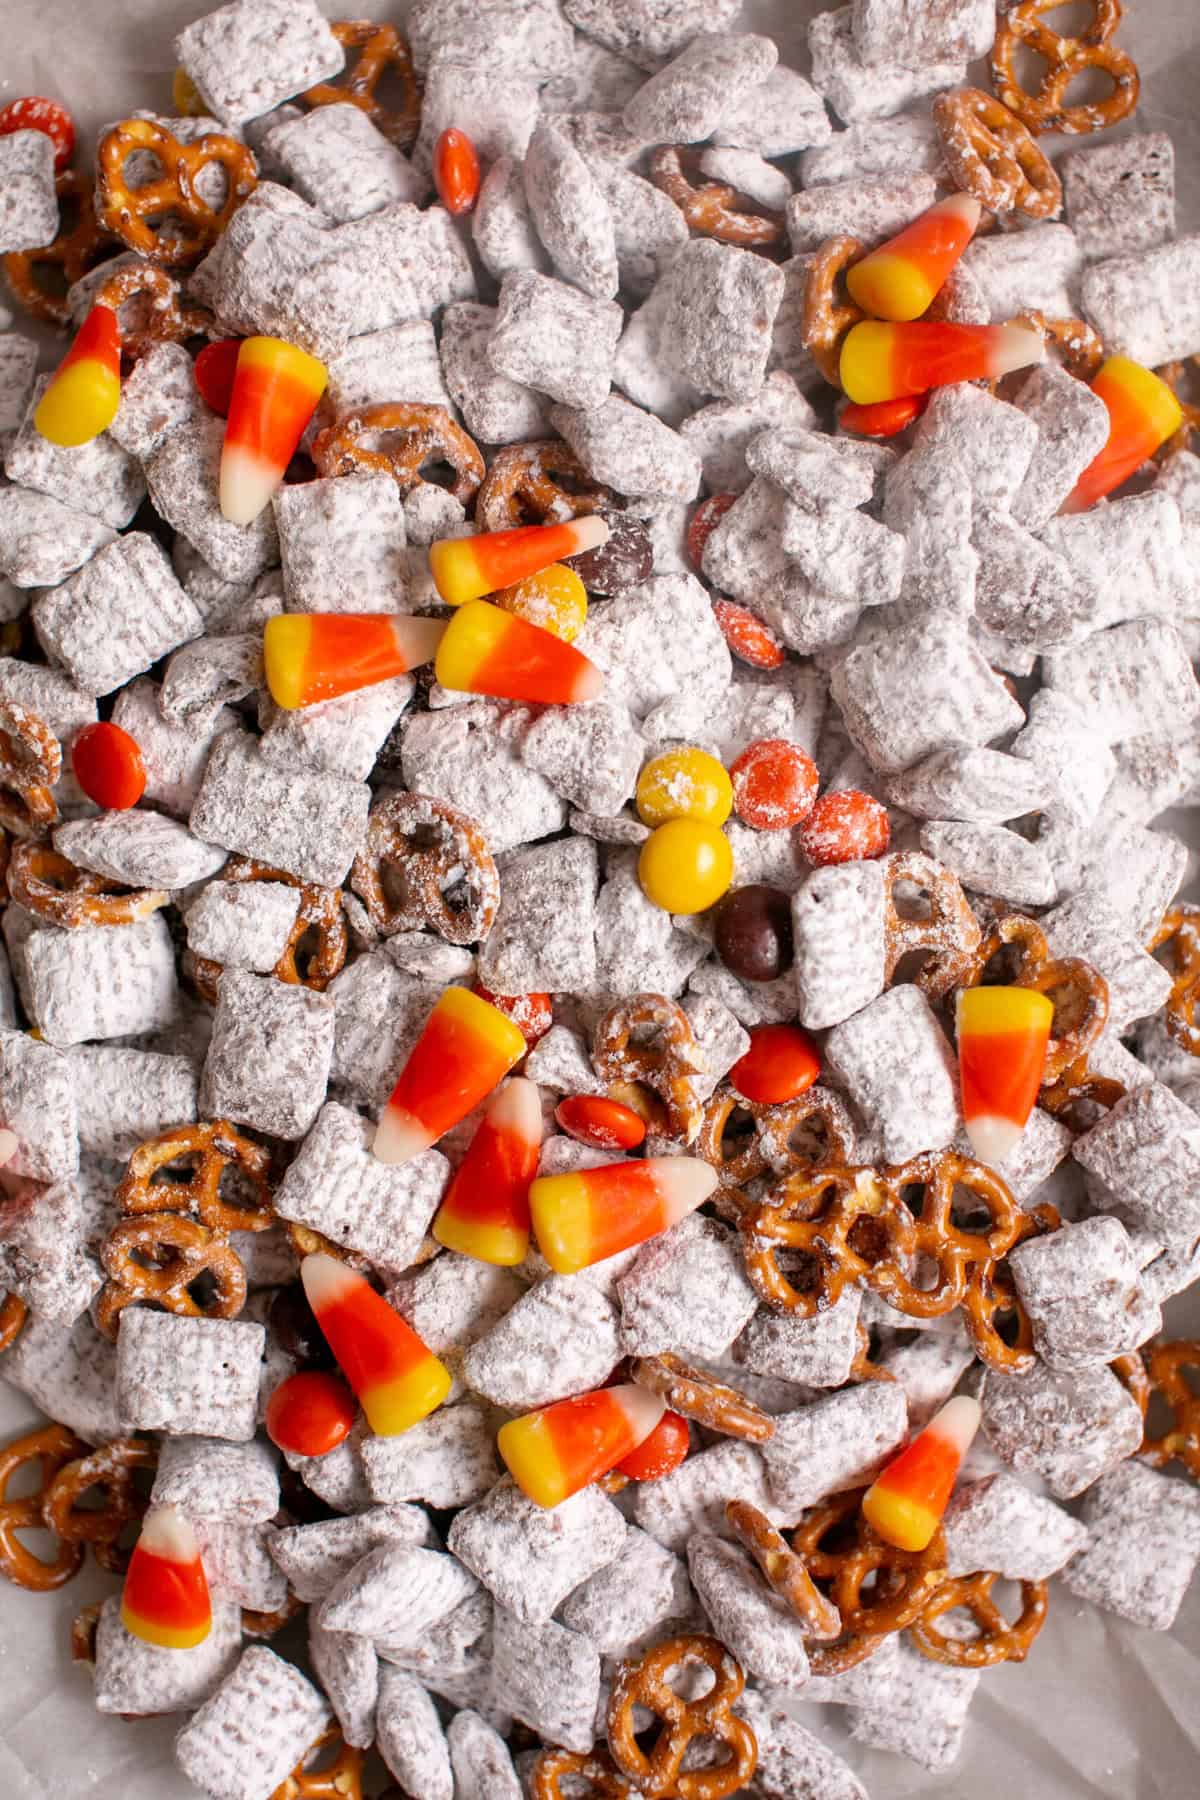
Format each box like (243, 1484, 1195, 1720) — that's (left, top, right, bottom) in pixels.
(95, 259, 210, 361)
(192, 857, 347, 1002)
(96, 117, 258, 266)
(117, 1119, 275, 1235)
(1140, 1339, 1200, 1480)
(960, 1200, 1059, 1374)
(71, 1599, 103, 1664)
(0, 1422, 89, 1591)
(312, 402, 484, 504)
(475, 439, 610, 532)
(3, 167, 119, 325)
(1111, 1349, 1151, 1421)
(696, 1085, 855, 1211)
(801, 236, 866, 386)
(242, 1590, 307, 1640)
(531, 1749, 636, 1800)
(883, 850, 982, 1001)
(631, 1353, 775, 1444)
(933, 87, 1063, 220)
(909, 1570, 1049, 1667)
(1148, 905, 1200, 1056)
(271, 1726, 364, 1800)
(1018, 310, 1105, 381)
(991, 0, 1139, 135)
(790, 1488, 948, 1639)
(648, 144, 785, 251)
(0, 1291, 28, 1353)
(43, 1436, 157, 1575)
(849, 1319, 896, 1384)
(607, 1633, 758, 1800)
(303, 20, 422, 151)
(592, 995, 706, 1144)
(0, 701, 61, 838)
(967, 913, 1109, 1086)
(725, 1499, 843, 1639)
(8, 840, 170, 930)
(96, 1212, 248, 1340)
(350, 792, 500, 945)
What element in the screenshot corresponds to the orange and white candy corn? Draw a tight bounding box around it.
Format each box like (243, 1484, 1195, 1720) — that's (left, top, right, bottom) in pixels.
(429, 517, 610, 607)
(432, 1077, 542, 1266)
(846, 193, 982, 322)
(530, 1157, 718, 1276)
(435, 599, 603, 705)
(120, 1505, 212, 1649)
(498, 1383, 666, 1508)
(373, 987, 526, 1166)
(263, 612, 446, 709)
(35, 303, 121, 447)
(862, 1394, 982, 1552)
(839, 319, 1044, 405)
(957, 985, 1054, 1165)
(300, 1252, 452, 1436)
(1062, 355, 1184, 514)
(219, 336, 327, 525)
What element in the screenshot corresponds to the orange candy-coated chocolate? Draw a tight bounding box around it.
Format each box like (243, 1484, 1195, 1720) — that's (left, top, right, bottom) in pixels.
(72, 721, 146, 810)
(300, 1253, 451, 1436)
(498, 1383, 666, 1508)
(263, 613, 446, 709)
(798, 789, 890, 866)
(194, 337, 241, 416)
(863, 1394, 981, 1551)
(730, 739, 819, 831)
(686, 493, 738, 571)
(529, 1157, 717, 1275)
(555, 1095, 647, 1152)
(473, 985, 553, 1046)
(121, 1505, 211, 1649)
(433, 127, 481, 215)
(0, 96, 75, 171)
(712, 598, 786, 669)
(374, 987, 526, 1165)
(729, 1023, 820, 1105)
(433, 1078, 542, 1266)
(840, 394, 927, 439)
(615, 1408, 691, 1482)
(266, 1369, 358, 1458)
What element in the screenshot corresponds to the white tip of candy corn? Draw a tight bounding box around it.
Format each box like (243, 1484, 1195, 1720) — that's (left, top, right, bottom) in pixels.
(564, 515, 610, 555)
(964, 1114, 1023, 1165)
(992, 321, 1046, 379)
(926, 1393, 982, 1459)
(569, 657, 605, 704)
(300, 1251, 359, 1314)
(390, 615, 447, 670)
(0, 1128, 18, 1167)
(139, 1504, 200, 1564)
(373, 1104, 435, 1166)
(219, 445, 277, 526)
(939, 191, 982, 231)
(650, 1156, 720, 1224)
(488, 1076, 544, 1145)
(610, 1381, 667, 1446)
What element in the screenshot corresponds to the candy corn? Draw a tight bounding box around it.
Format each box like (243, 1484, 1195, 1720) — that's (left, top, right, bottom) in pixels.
(429, 518, 611, 606)
(530, 1157, 718, 1276)
(373, 987, 526, 1166)
(862, 1394, 982, 1552)
(435, 599, 604, 705)
(498, 1383, 666, 1508)
(1062, 355, 1184, 514)
(956, 985, 1054, 1165)
(300, 1253, 452, 1436)
(432, 1077, 542, 1265)
(34, 304, 120, 447)
(840, 394, 927, 438)
(219, 336, 327, 526)
(846, 193, 981, 322)
(120, 1505, 211, 1649)
(839, 320, 1045, 405)
(263, 613, 446, 709)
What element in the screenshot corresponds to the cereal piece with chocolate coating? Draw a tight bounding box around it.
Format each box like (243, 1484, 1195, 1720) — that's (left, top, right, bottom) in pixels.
(261, 678, 415, 783)
(191, 729, 370, 886)
(560, 1526, 691, 1656)
(1062, 1462, 1200, 1631)
(33, 532, 201, 697)
(147, 413, 279, 585)
(918, 820, 1056, 908)
(176, 0, 343, 127)
(0, 1174, 99, 1323)
(401, 703, 566, 855)
(593, 849, 709, 997)
(523, 120, 618, 302)
(0, 129, 57, 253)
(19, 913, 180, 1048)
(1047, 617, 1200, 746)
(680, 374, 816, 496)
(0, 1030, 78, 1181)
(738, 1689, 868, 1800)
(389, 1254, 522, 1404)
(462, 1274, 620, 1412)
(652, 240, 784, 403)
(1009, 1215, 1156, 1371)
(274, 473, 408, 615)
(415, 58, 538, 182)
(689, 1536, 811, 1689)
(1010, 361, 1111, 530)
(851, 0, 993, 63)
(275, 1101, 447, 1269)
(203, 190, 362, 360)
(519, 701, 642, 819)
(809, 7, 965, 124)
(525, 1025, 604, 1097)
(488, 269, 621, 410)
(712, 62, 832, 155)
(472, 158, 549, 283)
(887, 384, 1039, 526)
(201, 970, 333, 1139)
(361, 1404, 498, 1510)
(618, 1215, 759, 1360)
(118, 1312, 265, 1442)
(263, 105, 421, 222)
(825, 986, 961, 1162)
(781, 500, 905, 607)
(110, 342, 205, 460)
(564, 0, 739, 67)
(448, 1477, 626, 1625)
(0, 486, 116, 590)
(552, 394, 701, 500)
(961, 224, 1080, 322)
(195, 1519, 286, 1610)
(943, 1473, 1088, 1581)
(491, 1608, 599, 1753)
(762, 1383, 908, 1519)
(446, 1709, 521, 1800)
(623, 32, 778, 143)
(95, 1593, 243, 1718)
(270, 1508, 436, 1604)
(971, 507, 1102, 651)
(158, 633, 262, 727)
(580, 573, 728, 720)
(375, 1668, 453, 1798)
(1010, 690, 1114, 830)
(285, 1420, 371, 1516)
(801, 113, 944, 186)
(634, 1438, 781, 1552)
(440, 302, 552, 446)
(1080, 236, 1200, 368)
(185, 878, 301, 974)
(111, 680, 235, 820)
(407, 0, 572, 78)
(153, 1436, 279, 1525)
(587, 157, 689, 298)
(175, 1646, 333, 1800)
(981, 1361, 1143, 1500)
(327, 955, 440, 1113)
(69, 1046, 199, 1163)
(747, 425, 889, 512)
(309, 1619, 377, 1750)
(477, 839, 598, 996)
(56, 811, 227, 889)
(317, 1543, 478, 1645)
(885, 747, 1052, 825)
(876, 1329, 973, 1431)
(735, 1289, 863, 1389)
(787, 172, 938, 253)
(613, 284, 706, 426)
(849, 1637, 979, 1772)
(1072, 1081, 1200, 1248)
(1041, 892, 1171, 1035)
(1062, 133, 1175, 263)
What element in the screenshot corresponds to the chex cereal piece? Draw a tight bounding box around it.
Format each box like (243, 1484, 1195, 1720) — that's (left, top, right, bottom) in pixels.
(587, 157, 689, 298)
(261, 678, 415, 784)
(617, 1214, 759, 1361)
(488, 269, 621, 410)
(449, 1477, 626, 1625)
(886, 747, 1052, 825)
(1080, 236, 1200, 369)
(782, 502, 904, 608)
(1010, 361, 1112, 531)
(594, 850, 708, 997)
(401, 703, 566, 855)
(375, 1668, 453, 1798)
(652, 240, 785, 403)
(560, 1525, 691, 1656)
(476, 838, 599, 996)
(175, 1645, 332, 1800)
(952, 1104, 1071, 1208)
(970, 507, 1103, 652)
(490, 1607, 600, 1753)
(32, 533, 201, 698)
(633, 1438, 782, 1552)
(415, 56, 538, 182)
(1009, 1216, 1154, 1371)
(327, 954, 440, 1112)
(1062, 1460, 1200, 1632)
(614, 282, 706, 424)
(735, 1290, 862, 1389)
(0, 1030, 77, 1181)
(809, 7, 966, 124)
(114, 684, 233, 818)
(201, 970, 333, 1139)
(1064, 823, 1187, 941)
(176, 0, 343, 127)
(781, 1634, 904, 1707)
(377, 1586, 493, 1691)
(747, 425, 888, 511)
(195, 1519, 287, 1610)
(824, 986, 960, 1163)
(362, 1403, 498, 1509)
(1039, 491, 1193, 638)
(1010, 689, 1114, 829)
(118, 1311, 265, 1441)
(942, 1472, 1088, 1582)
(1041, 894, 1172, 1037)
(318, 320, 451, 427)
(1062, 132, 1175, 263)
(69, 1045, 197, 1162)
(680, 373, 816, 496)
(2, 1309, 119, 1441)
(274, 474, 408, 614)
(761, 1383, 908, 1519)
(18, 913, 180, 1047)
(462, 1273, 620, 1412)
(263, 106, 420, 222)
(407, 0, 572, 76)
(55, 812, 226, 889)
(1072, 1081, 1200, 1248)
(875, 1329, 974, 1432)
(191, 729, 370, 887)
(185, 879, 301, 973)
(160, 634, 263, 726)
(269, 1508, 436, 1604)
(700, 479, 860, 654)
(152, 1436, 279, 1524)
(201, 190, 360, 361)
(848, 1637, 979, 1773)
(787, 172, 938, 253)
(523, 120, 618, 301)
(318, 1542, 477, 1646)
(95, 1592, 243, 1717)
(563, 0, 738, 66)
(525, 1026, 603, 1097)
(276, 1100, 446, 1268)
(0, 1172, 99, 1322)
(960, 224, 1080, 324)
(519, 699, 643, 821)
(7, 377, 144, 526)
(285, 1419, 371, 1515)
(981, 1361, 1143, 1501)
(109, 342, 204, 459)
(389, 1253, 522, 1404)
(919, 820, 1055, 908)
(440, 302, 551, 445)
(623, 32, 777, 142)
(851, 0, 993, 62)
(553, 392, 700, 505)
(688, 1535, 810, 1689)
(173, 539, 266, 632)
(0, 486, 117, 589)
(445, 1709, 520, 1800)
(738, 1689, 868, 1800)
(800, 112, 944, 186)
(147, 413, 279, 584)
(471, 157, 548, 283)
(579, 574, 728, 721)
(341, 202, 476, 339)
(0, 128, 57, 252)
(888, 383, 1039, 523)
(711, 61, 830, 154)
(309, 1619, 377, 1750)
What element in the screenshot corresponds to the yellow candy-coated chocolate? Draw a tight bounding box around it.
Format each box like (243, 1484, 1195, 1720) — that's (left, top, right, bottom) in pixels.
(636, 746, 733, 828)
(638, 818, 733, 914)
(172, 67, 206, 116)
(495, 562, 588, 642)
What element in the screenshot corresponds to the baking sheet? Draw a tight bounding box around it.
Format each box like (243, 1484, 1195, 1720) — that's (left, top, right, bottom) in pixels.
(2, 1, 1200, 1794)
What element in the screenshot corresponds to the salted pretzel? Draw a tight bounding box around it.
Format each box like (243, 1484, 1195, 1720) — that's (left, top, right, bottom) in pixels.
(475, 439, 610, 532)
(43, 1436, 157, 1575)
(1140, 1339, 1200, 1480)
(1111, 1348, 1151, 1420)
(968, 913, 1109, 1087)
(607, 1633, 758, 1800)
(531, 1748, 635, 1800)
(592, 994, 705, 1143)
(910, 1570, 1049, 1667)
(991, 0, 1138, 136)
(0, 1422, 89, 1591)
(883, 850, 982, 1001)
(791, 1488, 948, 1640)
(8, 840, 170, 930)
(647, 144, 785, 251)
(849, 1319, 896, 1384)
(3, 166, 118, 325)
(350, 792, 499, 945)
(631, 1353, 775, 1444)
(725, 1499, 843, 1639)
(0, 1291, 27, 1353)
(696, 1084, 855, 1206)
(0, 700, 61, 838)
(242, 1590, 307, 1640)
(96, 1212, 248, 1339)
(95, 259, 210, 362)
(192, 857, 347, 1002)
(933, 88, 1062, 221)
(1018, 310, 1105, 381)
(1148, 905, 1200, 1055)
(801, 236, 866, 387)
(71, 1599, 103, 1665)
(312, 402, 484, 504)
(96, 117, 258, 266)
(1156, 358, 1200, 459)
(302, 20, 422, 150)
(271, 1726, 364, 1800)
(960, 1200, 1059, 1373)
(117, 1119, 274, 1235)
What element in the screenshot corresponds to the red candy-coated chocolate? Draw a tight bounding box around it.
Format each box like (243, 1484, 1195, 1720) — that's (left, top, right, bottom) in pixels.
(615, 1409, 690, 1482)
(840, 394, 927, 438)
(730, 1023, 821, 1105)
(265, 1369, 357, 1458)
(434, 128, 481, 215)
(71, 720, 146, 810)
(472, 984, 552, 1046)
(712, 598, 785, 670)
(730, 739, 819, 831)
(0, 97, 75, 171)
(194, 338, 242, 417)
(686, 493, 737, 572)
(555, 1094, 647, 1151)
(798, 789, 890, 865)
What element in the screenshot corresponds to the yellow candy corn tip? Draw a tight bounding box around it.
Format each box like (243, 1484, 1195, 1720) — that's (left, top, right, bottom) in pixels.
(497, 1413, 568, 1508)
(262, 615, 314, 710)
(432, 1211, 530, 1266)
(838, 322, 895, 405)
(528, 1171, 593, 1275)
(429, 537, 484, 607)
(861, 1486, 939, 1553)
(956, 986, 1054, 1034)
(120, 1603, 212, 1650)
(1097, 354, 1184, 438)
(237, 335, 328, 395)
(442, 984, 528, 1061)
(34, 361, 121, 448)
(362, 1356, 453, 1436)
